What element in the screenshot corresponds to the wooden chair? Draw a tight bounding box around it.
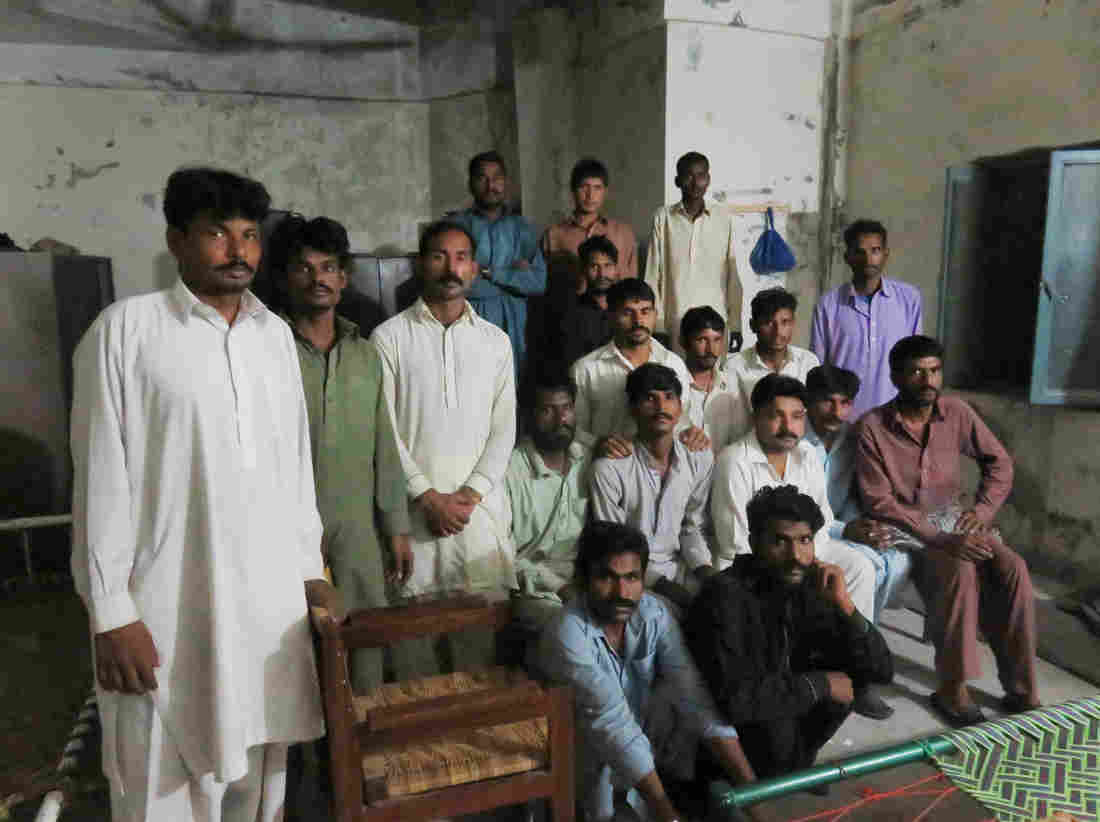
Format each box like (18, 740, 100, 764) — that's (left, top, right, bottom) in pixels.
(309, 593, 575, 822)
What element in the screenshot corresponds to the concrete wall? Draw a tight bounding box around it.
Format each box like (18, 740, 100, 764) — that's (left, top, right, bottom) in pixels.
(664, 19, 827, 343)
(574, 25, 666, 249)
(0, 85, 431, 299)
(846, 0, 1100, 578)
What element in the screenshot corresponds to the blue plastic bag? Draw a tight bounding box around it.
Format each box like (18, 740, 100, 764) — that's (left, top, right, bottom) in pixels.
(749, 207, 796, 275)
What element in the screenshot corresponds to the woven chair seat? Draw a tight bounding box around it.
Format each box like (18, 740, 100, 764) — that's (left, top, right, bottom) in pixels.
(354, 667, 549, 800)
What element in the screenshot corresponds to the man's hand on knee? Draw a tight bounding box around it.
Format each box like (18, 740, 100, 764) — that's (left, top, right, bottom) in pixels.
(936, 532, 994, 562)
(95, 620, 159, 694)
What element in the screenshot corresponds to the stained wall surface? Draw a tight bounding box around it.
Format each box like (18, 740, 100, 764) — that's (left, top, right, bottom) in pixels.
(664, 20, 827, 342)
(845, 0, 1100, 577)
(0, 86, 432, 299)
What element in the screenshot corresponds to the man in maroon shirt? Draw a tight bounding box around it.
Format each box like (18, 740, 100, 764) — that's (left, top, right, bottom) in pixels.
(855, 335, 1039, 727)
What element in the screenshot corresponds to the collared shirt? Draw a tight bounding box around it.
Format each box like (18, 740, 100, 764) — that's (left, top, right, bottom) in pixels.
(855, 395, 1013, 542)
(724, 344, 821, 443)
(711, 431, 834, 565)
(648, 201, 743, 338)
(71, 278, 324, 784)
(371, 298, 517, 594)
(682, 365, 744, 453)
(505, 437, 592, 596)
(571, 338, 694, 440)
(535, 593, 738, 788)
(805, 423, 861, 541)
(289, 314, 410, 540)
(810, 278, 923, 419)
(450, 208, 547, 376)
(590, 439, 714, 581)
(541, 213, 638, 289)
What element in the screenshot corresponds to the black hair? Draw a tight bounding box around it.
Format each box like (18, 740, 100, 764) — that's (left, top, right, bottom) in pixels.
(606, 278, 655, 312)
(889, 335, 945, 372)
(520, 362, 577, 412)
(843, 219, 888, 251)
(675, 151, 709, 178)
(746, 484, 825, 541)
(469, 150, 507, 180)
(625, 363, 682, 405)
(578, 235, 619, 267)
(266, 215, 352, 286)
(805, 364, 861, 402)
(750, 287, 798, 325)
(680, 305, 726, 342)
(750, 373, 808, 413)
(163, 167, 270, 232)
(571, 157, 609, 190)
(418, 220, 477, 257)
(574, 520, 649, 583)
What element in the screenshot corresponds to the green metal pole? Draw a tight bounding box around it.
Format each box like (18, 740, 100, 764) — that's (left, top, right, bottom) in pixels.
(709, 734, 956, 816)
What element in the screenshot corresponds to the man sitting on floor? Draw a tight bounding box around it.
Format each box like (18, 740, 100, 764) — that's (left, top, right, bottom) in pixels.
(505, 364, 592, 632)
(855, 334, 1039, 726)
(590, 363, 716, 609)
(686, 485, 894, 782)
(535, 520, 762, 822)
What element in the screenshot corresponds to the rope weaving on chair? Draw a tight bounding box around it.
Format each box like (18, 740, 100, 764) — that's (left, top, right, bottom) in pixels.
(931, 695, 1100, 822)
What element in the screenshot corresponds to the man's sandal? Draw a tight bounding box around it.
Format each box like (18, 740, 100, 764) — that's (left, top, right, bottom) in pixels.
(930, 692, 986, 728)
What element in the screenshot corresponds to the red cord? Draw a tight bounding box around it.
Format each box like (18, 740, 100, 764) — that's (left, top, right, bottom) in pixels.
(781, 772, 960, 822)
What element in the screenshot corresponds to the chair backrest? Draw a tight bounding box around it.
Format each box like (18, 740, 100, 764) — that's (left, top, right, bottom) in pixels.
(339, 593, 513, 650)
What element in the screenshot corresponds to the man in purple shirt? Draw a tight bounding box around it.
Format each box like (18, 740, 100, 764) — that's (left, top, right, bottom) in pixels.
(811, 220, 922, 419)
(855, 335, 1039, 728)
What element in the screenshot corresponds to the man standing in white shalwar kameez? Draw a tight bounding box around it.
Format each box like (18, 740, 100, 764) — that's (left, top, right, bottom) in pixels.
(70, 167, 341, 822)
(372, 220, 517, 673)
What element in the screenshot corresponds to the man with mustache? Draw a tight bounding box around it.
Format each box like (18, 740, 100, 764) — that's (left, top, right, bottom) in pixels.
(450, 150, 547, 378)
(811, 219, 923, 418)
(371, 220, 517, 673)
(504, 364, 592, 631)
(685, 485, 893, 783)
(856, 335, 1039, 726)
(648, 151, 743, 351)
(539, 234, 621, 368)
(679, 306, 740, 452)
(535, 521, 762, 822)
(571, 278, 696, 445)
(71, 168, 339, 821)
(590, 363, 717, 609)
(725, 287, 821, 446)
(711, 374, 877, 625)
(540, 157, 638, 294)
(268, 215, 412, 693)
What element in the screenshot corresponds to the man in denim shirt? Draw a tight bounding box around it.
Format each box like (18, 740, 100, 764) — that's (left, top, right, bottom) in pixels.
(534, 521, 760, 822)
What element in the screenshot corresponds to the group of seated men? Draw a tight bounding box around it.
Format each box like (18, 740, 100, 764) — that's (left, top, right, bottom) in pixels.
(70, 160, 1039, 822)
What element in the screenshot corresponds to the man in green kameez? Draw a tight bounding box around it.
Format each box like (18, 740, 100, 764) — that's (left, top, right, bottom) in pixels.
(268, 214, 412, 692)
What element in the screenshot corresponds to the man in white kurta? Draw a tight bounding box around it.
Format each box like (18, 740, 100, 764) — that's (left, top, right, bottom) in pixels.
(710, 374, 876, 619)
(70, 168, 329, 822)
(571, 278, 693, 442)
(371, 221, 517, 601)
(647, 151, 742, 348)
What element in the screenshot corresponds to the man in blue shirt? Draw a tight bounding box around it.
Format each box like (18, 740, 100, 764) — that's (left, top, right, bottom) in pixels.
(804, 365, 915, 624)
(450, 150, 547, 377)
(534, 521, 761, 822)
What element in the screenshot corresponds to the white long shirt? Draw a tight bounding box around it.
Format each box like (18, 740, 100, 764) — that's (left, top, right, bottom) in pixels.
(371, 299, 517, 595)
(571, 339, 693, 441)
(723, 344, 821, 443)
(70, 279, 325, 786)
(648, 202, 743, 340)
(711, 431, 834, 566)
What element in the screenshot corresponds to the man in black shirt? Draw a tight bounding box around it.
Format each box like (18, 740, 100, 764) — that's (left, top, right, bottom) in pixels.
(685, 485, 893, 780)
(538, 234, 620, 368)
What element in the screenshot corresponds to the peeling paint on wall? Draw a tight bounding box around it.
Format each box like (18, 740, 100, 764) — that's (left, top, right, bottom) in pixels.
(66, 161, 120, 188)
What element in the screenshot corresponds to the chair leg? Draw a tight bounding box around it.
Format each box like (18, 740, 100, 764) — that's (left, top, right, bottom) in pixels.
(548, 685, 575, 822)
